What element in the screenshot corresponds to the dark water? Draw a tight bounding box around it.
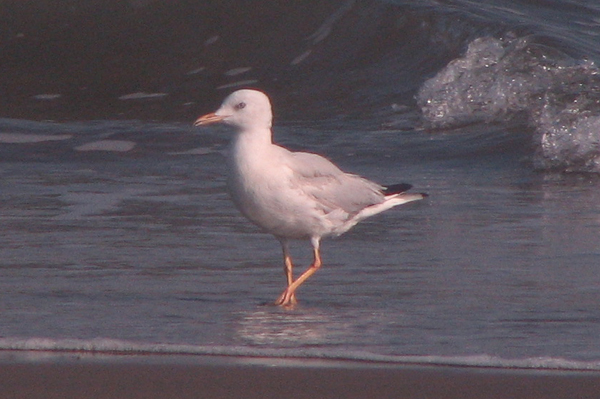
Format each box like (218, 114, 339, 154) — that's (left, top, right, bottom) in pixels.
(1, 0, 600, 369)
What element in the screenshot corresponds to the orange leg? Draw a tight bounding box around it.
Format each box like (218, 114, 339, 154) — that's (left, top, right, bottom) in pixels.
(275, 240, 322, 306)
(280, 241, 297, 305)
(281, 242, 294, 287)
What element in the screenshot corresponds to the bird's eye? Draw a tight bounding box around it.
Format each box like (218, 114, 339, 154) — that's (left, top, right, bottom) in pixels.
(235, 102, 246, 110)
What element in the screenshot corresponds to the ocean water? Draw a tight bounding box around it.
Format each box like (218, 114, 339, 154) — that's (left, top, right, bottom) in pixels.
(1, 0, 600, 370)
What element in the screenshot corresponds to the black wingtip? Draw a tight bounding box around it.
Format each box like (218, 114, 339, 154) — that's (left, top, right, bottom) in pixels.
(382, 183, 413, 195)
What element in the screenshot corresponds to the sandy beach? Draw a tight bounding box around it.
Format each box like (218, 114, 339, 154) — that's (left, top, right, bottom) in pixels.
(1, 352, 599, 399)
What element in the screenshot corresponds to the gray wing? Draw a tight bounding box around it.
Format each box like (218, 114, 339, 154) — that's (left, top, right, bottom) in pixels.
(287, 151, 385, 215)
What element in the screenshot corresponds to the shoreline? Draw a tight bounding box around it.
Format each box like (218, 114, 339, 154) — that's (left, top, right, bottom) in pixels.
(3, 351, 600, 399)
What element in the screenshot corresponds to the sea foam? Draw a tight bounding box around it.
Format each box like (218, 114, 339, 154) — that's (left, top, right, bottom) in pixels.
(1, 337, 599, 371)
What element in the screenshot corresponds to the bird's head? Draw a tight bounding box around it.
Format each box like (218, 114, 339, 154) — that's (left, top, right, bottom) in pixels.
(194, 89, 273, 131)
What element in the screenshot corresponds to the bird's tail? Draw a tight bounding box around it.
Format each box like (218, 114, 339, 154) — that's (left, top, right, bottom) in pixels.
(356, 184, 428, 221)
(330, 183, 427, 237)
(383, 183, 428, 201)
(382, 183, 413, 195)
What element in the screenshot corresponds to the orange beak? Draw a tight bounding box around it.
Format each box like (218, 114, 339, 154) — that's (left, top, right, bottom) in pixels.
(193, 112, 225, 126)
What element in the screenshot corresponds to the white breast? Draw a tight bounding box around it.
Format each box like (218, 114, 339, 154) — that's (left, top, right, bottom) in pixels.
(226, 132, 330, 239)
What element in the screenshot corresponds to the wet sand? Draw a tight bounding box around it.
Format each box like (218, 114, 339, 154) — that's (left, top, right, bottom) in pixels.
(2, 352, 600, 399)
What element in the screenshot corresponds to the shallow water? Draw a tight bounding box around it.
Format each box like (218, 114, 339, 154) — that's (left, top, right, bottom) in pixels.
(1, 0, 600, 370)
(1, 119, 599, 369)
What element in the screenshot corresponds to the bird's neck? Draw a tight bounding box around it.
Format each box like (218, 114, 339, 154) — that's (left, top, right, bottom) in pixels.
(228, 127, 274, 171)
(231, 127, 273, 154)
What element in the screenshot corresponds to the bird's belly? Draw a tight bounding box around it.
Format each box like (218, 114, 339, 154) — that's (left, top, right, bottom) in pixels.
(227, 175, 328, 239)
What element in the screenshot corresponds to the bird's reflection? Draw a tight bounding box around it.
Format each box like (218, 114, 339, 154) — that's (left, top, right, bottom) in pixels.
(235, 308, 348, 347)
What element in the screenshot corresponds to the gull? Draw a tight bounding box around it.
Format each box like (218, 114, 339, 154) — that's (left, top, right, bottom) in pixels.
(194, 89, 427, 306)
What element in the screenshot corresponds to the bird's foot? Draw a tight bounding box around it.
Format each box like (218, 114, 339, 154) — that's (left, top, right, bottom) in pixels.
(275, 289, 297, 307)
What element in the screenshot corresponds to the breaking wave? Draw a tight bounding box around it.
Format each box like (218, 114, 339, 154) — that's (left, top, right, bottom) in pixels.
(418, 34, 600, 173)
(3, 1, 600, 172)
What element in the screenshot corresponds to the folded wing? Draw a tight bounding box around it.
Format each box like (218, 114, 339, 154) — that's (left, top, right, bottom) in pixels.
(286, 151, 385, 216)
